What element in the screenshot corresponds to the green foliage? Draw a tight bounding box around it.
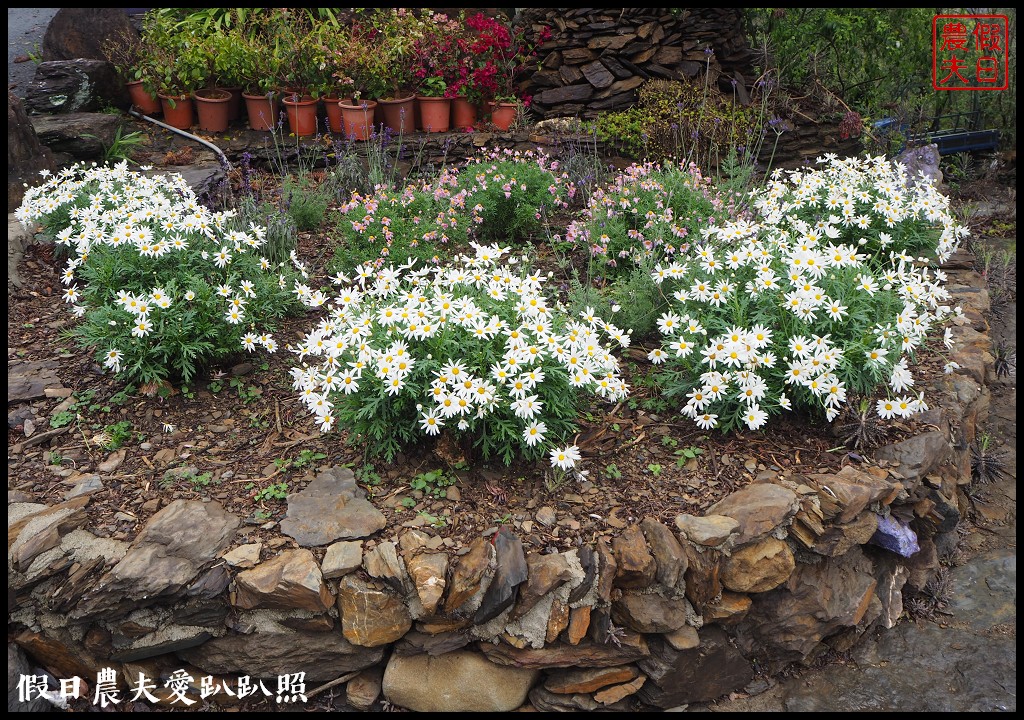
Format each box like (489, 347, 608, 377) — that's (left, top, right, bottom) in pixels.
(282, 174, 329, 232)
(293, 244, 629, 467)
(648, 154, 967, 433)
(594, 78, 765, 167)
(327, 170, 471, 271)
(274, 449, 327, 473)
(49, 410, 78, 429)
(674, 445, 704, 468)
(354, 463, 383, 485)
(15, 163, 305, 387)
(563, 159, 740, 279)
(100, 420, 135, 450)
(567, 260, 665, 340)
(457, 149, 569, 243)
(409, 468, 458, 498)
(745, 7, 1017, 148)
(254, 481, 289, 502)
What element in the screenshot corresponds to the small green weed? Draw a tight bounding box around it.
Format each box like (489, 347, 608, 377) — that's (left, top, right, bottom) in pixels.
(254, 482, 289, 503)
(409, 468, 457, 499)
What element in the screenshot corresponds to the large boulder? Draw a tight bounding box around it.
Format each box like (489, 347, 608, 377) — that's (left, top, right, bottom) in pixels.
(41, 8, 138, 62)
(24, 60, 129, 115)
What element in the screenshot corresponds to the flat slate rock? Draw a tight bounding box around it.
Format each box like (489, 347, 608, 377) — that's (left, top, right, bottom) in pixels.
(280, 466, 385, 546)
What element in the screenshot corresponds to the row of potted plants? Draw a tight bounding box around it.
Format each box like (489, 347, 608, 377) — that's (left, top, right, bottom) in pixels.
(102, 9, 547, 136)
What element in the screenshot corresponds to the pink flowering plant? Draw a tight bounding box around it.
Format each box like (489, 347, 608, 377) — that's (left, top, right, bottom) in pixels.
(410, 11, 466, 97)
(328, 168, 473, 271)
(456, 148, 571, 243)
(15, 162, 305, 386)
(290, 243, 631, 467)
(564, 159, 743, 277)
(645, 153, 968, 433)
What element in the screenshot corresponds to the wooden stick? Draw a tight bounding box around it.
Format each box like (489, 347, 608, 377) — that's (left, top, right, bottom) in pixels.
(306, 670, 361, 699)
(12, 426, 70, 453)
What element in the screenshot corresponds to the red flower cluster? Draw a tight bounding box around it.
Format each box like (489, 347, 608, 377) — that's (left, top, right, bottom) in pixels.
(448, 13, 551, 104)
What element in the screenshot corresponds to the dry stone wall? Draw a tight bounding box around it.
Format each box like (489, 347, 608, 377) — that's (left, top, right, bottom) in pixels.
(519, 8, 756, 120)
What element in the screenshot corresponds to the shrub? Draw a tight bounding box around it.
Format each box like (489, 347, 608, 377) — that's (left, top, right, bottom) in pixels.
(594, 78, 764, 166)
(647, 153, 969, 433)
(15, 162, 305, 386)
(457, 149, 570, 243)
(290, 243, 631, 467)
(563, 159, 742, 277)
(327, 168, 472, 271)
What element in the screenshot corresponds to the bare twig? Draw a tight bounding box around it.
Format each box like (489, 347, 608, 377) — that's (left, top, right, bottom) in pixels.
(306, 670, 361, 699)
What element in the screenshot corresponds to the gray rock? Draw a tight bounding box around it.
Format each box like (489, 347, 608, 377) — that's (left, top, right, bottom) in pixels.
(675, 513, 740, 548)
(24, 60, 127, 115)
(530, 685, 631, 711)
(383, 650, 539, 712)
(9, 643, 53, 712)
(8, 359, 64, 404)
(178, 626, 384, 682)
(322, 540, 363, 579)
(8, 92, 57, 213)
(612, 592, 691, 634)
(874, 431, 950, 484)
(708, 483, 800, 543)
(473, 528, 527, 624)
(638, 628, 754, 707)
(64, 476, 103, 500)
(233, 548, 332, 613)
(30, 111, 124, 160)
(74, 500, 238, 618)
(280, 466, 385, 547)
(640, 517, 688, 590)
(221, 543, 261, 569)
(732, 546, 880, 667)
(41, 8, 137, 62)
(895, 143, 943, 188)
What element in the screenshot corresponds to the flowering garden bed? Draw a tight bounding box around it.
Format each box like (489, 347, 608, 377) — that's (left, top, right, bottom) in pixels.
(8, 136, 1004, 710)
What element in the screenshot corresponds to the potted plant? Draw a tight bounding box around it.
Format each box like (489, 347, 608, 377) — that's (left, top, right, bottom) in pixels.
(317, 24, 362, 135)
(416, 76, 451, 133)
(142, 12, 208, 130)
(464, 13, 550, 131)
(202, 26, 250, 122)
(411, 11, 467, 132)
(101, 26, 161, 116)
(236, 27, 283, 131)
(373, 9, 427, 134)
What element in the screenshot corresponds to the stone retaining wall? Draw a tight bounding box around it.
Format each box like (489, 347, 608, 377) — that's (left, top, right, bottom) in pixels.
(8, 258, 993, 711)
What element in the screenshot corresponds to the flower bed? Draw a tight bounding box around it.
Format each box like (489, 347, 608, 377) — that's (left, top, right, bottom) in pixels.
(9, 135, 995, 710)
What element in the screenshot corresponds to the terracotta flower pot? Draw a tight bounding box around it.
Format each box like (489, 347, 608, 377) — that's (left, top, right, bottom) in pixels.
(323, 96, 353, 135)
(242, 91, 281, 131)
(282, 93, 319, 137)
(417, 96, 451, 133)
(338, 99, 378, 141)
(221, 86, 243, 122)
(126, 79, 160, 115)
(451, 96, 478, 130)
(490, 102, 518, 132)
(378, 95, 416, 135)
(192, 88, 231, 133)
(158, 93, 194, 130)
